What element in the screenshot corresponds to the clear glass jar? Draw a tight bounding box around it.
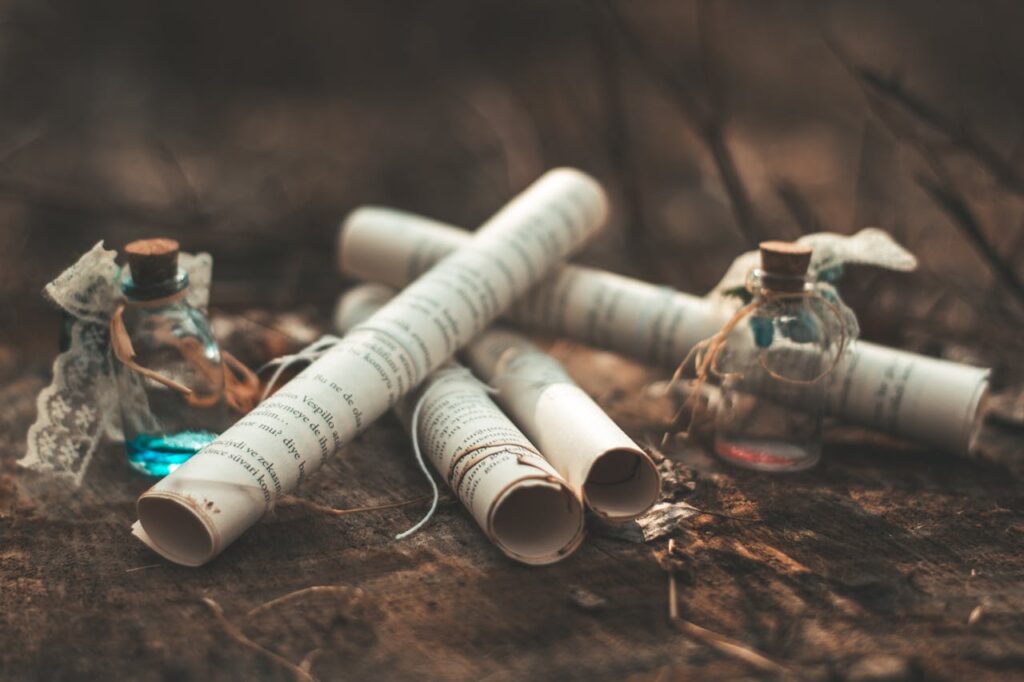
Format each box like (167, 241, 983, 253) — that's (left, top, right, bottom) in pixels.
(113, 239, 229, 477)
(713, 244, 836, 472)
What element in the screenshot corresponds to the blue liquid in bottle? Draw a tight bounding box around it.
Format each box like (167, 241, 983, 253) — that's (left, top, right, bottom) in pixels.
(125, 430, 218, 477)
(114, 239, 231, 478)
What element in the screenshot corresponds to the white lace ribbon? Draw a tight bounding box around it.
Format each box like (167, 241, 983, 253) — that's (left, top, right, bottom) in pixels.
(21, 242, 213, 486)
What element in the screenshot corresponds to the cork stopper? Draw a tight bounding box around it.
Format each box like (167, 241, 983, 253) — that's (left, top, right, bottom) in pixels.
(758, 241, 812, 292)
(124, 238, 180, 287)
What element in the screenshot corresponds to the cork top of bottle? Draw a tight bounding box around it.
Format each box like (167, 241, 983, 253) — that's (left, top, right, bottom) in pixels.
(758, 241, 812, 292)
(124, 238, 179, 287)
(122, 238, 188, 300)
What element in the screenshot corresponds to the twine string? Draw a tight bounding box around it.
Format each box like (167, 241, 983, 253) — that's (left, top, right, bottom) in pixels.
(256, 334, 565, 540)
(258, 336, 550, 539)
(110, 295, 262, 413)
(110, 298, 193, 396)
(662, 277, 851, 443)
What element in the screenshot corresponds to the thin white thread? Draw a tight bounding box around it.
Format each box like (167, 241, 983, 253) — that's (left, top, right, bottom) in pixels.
(396, 367, 499, 540)
(257, 335, 344, 401)
(262, 336, 522, 541)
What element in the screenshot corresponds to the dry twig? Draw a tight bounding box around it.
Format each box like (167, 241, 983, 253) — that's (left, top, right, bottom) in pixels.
(247, 586, 362, 619)
(202, 597, 316, 682)
(591, 8, 651, 266)
(775, 180, 823, 236)
(916, 174, 1024, 308)
(827, 39, 1024, 312)
(299, 648, 323, 674)
(601, 1, 760, 247)
(856, 67, 1024, 197)
(664, 539, 790, 676)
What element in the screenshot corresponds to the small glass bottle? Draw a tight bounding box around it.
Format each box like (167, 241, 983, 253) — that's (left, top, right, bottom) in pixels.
(713, 241, 834, 472)
(113, 238, 229, 477)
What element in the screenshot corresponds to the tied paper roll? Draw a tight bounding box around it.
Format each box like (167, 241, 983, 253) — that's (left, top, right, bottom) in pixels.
(335, 287, 585, 564)
(337, 209, 990, 455)
(132, 168, 608, 566)
(336, 285, 660, 524)
(464, 328, 660, 522)
(401, 368, 585, 564)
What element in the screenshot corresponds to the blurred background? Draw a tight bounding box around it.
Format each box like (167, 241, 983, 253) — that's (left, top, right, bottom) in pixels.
(1, 0, 1022, 385)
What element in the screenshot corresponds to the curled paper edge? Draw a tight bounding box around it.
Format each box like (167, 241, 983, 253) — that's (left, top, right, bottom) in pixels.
(336, 287, 587, 565)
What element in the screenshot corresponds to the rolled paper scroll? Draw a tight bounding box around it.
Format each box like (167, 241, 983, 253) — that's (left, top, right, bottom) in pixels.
(335, 287, 585, 564)
(463, 328, 661, 522)
(337, 209, 990, 454)
(400, 367, 585, 564)
(132, 168, 608, 566)
(336, 285, 660, 523)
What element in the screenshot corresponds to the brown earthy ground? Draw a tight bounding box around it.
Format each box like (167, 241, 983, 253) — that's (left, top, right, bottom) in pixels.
(1, 334, 1022, 681)
(2, 1, 1024, 679)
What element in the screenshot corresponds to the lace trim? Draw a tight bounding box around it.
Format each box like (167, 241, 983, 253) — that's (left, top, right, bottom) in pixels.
(20, 241, 212, 486)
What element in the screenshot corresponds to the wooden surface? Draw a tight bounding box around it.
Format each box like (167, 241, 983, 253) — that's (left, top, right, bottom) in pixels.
(1, 342, 1022, 681)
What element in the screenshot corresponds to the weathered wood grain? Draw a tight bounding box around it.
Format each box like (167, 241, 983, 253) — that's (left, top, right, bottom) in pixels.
(1, 342, 1021, 681)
